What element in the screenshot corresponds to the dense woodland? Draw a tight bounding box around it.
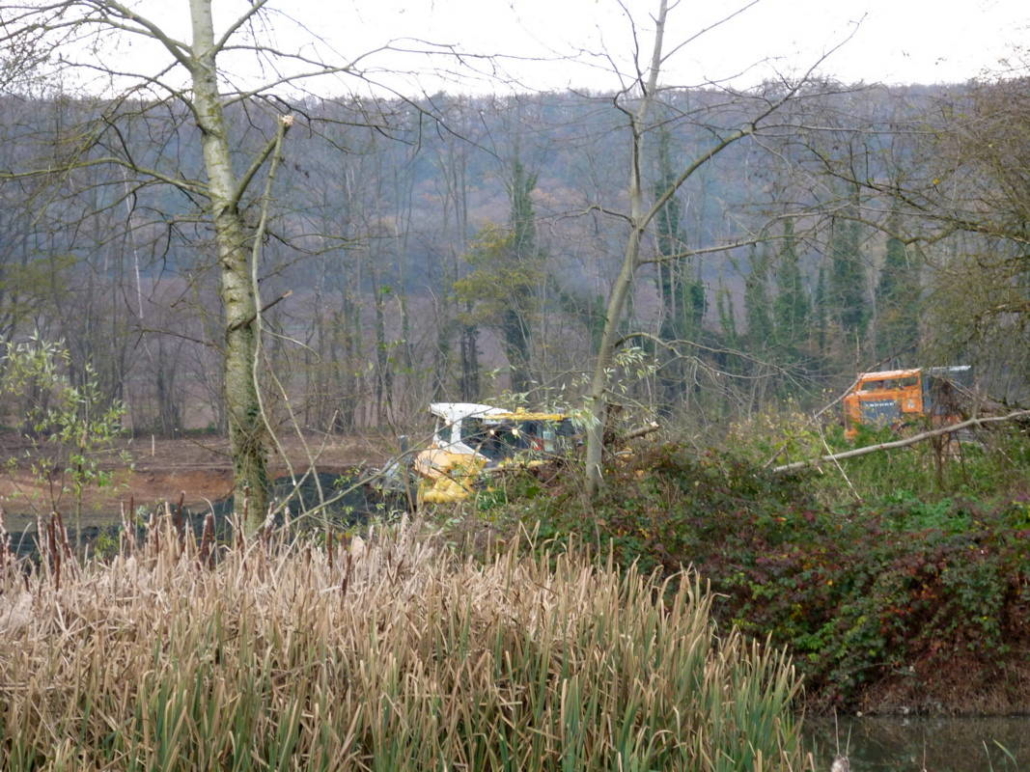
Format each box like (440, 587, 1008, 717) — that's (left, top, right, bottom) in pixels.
(0, 12, 1028, 450)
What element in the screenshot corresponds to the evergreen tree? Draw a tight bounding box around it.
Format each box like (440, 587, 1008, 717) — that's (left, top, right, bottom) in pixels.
(717, 283, 739, 349)
(652, 129, 707, 413)
(510, 158, 537, 261)
(812, 264, 828, 356)
(686, 270, 707, 333)
(454, 158, 542, 397)
(827, 193, 869, 358)
(772, 219, 810, 356)
(875, 211, 920, 364)
(501, 158, 538, 395)
(654, 129, 706, 345)
(744, 245, 773, 350)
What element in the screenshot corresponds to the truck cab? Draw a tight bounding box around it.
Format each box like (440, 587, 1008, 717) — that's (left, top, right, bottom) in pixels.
(843, 366, 971, 440)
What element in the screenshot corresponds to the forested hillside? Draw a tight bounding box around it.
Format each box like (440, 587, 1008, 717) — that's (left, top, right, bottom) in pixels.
(1, 78, 1027, 437)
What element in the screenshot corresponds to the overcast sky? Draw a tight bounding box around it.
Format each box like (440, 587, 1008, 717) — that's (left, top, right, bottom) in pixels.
(304, 0, 1027, 93)
(48, 0, 1030, 97)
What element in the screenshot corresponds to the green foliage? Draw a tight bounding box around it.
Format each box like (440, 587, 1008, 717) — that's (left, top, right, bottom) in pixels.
(0, 254, 77, 328)
(773, 220, 810, 356)
(454, 159, 545, 395)
(723, 403, 830, 468)
(497, 427, 1030, 709)
(454, 224, 545, 322)
(827, 197, 869, 346)
(875, 210, 921, 362)
(653, 128, 706, 347)
(0, 334, 128, 524)
(508, 158, 538, 259)
(745, 244, 774, 349)
(812, 264, 828, 354)
(717, 284, 740, 348)
(815, 422, 1030, 504)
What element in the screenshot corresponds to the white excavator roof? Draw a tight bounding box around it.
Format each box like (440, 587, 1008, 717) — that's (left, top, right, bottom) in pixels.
(428, 402, 508, 424)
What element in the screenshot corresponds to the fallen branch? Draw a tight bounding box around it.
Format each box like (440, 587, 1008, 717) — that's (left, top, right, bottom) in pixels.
(761, 358, 898, 470)
(772, 410, 1030, 474)
(624, 422, 661, 441)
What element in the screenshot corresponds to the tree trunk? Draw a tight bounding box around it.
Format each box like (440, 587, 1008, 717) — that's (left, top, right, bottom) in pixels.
(190, 0, 269, 529)
(584, 1, 666, 496)
(584, 225, 646, 495)
(581, 0, 775, 495)
(502, 307, 532, 395)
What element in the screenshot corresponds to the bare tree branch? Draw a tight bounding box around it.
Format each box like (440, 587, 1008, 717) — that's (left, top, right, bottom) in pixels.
(773, 411, 1030, 474)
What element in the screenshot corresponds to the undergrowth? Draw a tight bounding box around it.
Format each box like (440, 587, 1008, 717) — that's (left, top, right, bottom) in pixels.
(478, 423, 1030, 711)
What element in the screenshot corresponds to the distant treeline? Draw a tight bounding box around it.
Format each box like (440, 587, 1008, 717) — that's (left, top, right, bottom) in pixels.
(0, 81, 1025, 435)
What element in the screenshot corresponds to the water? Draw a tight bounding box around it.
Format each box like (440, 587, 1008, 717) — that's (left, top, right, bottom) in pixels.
(804, 716, 1028, 771)
(3, 471, 397, 558)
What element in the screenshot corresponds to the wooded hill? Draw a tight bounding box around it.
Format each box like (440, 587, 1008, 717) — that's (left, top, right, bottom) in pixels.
(0, 79, 1026, 435)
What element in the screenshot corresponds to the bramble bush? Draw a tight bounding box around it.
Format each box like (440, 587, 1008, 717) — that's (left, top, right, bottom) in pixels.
(500, 433, 1030, 709)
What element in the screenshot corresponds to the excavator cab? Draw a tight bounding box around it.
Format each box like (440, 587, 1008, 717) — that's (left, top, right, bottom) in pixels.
(412, 403, 578, 503)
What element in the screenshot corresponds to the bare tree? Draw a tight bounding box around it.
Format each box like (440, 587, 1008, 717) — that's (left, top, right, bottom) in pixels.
(580, 0, 843, 494)
(0, 0, 441, 528)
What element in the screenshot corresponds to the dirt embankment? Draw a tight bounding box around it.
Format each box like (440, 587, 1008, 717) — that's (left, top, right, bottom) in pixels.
(855, 652, 1030, 717)
(0, 432, 388, 529)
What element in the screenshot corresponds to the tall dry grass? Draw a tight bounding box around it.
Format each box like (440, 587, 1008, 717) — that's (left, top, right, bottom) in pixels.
(0, 514, 812, 771)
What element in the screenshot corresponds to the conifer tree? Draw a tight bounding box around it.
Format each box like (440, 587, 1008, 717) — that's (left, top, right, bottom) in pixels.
(773, 219, 809, 356)
(744, 245, 773, 351)
(875, 210, 921, 363)
(654, 130, 706, 345)
(652, 130, 707, 411)
(812, 264, 828, 357)
(503, 159, 539, 394)
(828, 193, 869, 357)
(717, 284, 739, 350)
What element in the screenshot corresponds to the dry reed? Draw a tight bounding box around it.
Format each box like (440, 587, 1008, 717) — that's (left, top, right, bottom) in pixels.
(0, 514, 812, 770)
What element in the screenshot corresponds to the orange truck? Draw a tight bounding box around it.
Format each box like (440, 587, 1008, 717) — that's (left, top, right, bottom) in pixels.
(843, 366, 971, 440)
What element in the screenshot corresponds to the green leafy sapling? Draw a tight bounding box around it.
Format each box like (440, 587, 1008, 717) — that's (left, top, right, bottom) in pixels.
(1, 334, 129, 546)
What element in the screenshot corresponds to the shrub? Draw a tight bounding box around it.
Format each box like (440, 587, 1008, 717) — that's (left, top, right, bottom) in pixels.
(506, 442, 1030, 709)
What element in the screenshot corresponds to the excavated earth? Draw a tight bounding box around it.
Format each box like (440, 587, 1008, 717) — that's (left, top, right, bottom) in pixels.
(0, 432, 389, 531)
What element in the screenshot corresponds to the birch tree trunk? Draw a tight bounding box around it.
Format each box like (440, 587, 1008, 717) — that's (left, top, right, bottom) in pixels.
(189, 0, 269, 525)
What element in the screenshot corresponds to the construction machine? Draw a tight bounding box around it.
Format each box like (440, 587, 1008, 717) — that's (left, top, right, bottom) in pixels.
(842, 366, 972, 440)
(384, 403, 579, 504)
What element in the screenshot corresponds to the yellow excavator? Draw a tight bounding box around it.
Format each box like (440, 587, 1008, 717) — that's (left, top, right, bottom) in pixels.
(408, 402, 578, 504)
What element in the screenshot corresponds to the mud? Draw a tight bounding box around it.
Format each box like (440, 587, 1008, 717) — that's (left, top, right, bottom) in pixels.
(0, 432, 391, 531)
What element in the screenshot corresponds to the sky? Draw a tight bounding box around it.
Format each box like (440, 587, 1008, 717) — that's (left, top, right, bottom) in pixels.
(303, 0, 1028, 93)
(29, 0, 1030, 97)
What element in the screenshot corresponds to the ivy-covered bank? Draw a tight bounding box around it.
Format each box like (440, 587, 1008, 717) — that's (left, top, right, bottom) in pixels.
(470, 425, 1030, 714)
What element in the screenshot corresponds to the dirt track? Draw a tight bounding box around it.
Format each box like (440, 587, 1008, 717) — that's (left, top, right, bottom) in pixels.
(0, 432, 389, 529)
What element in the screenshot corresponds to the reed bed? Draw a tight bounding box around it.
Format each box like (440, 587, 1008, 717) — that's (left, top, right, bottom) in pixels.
(0, 515, 811, 771)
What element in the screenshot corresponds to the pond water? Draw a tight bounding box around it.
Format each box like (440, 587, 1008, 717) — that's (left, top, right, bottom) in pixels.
(804, 716, 1028, 771)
